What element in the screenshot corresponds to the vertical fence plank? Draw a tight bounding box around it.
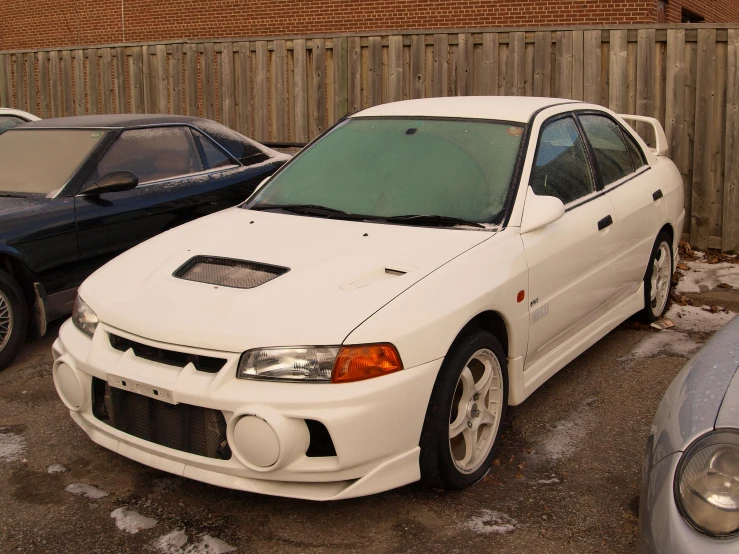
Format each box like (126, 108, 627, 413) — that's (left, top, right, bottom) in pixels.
(711, 41, 727, 241)
(255, 41, 269, 141)
(555, 31, 573, 99)
(49, 51, 60, 117)
(185, 43, 198, 116)
(524, 41, 534, 96)
(433, 34, 449, 97)
(583, 30, 601, 104)
(61, 51, 73, 116)
(26, 53, 37, 116)
(572, 30, 584, 100)
(272, 40, 287, 139)
(170, 44, 183, 115)
(155, 44, 167, 114)
(665, 30, 686, 197)
(482, 33, 500, 96)
(311, 38, 326, 138)
(456, 33, 473, 96)
(38, 52, 49, 118)
(348, 36, 362, 112)
(114, 47, 126, 113)
(368, 36, 383, 106)
(101, 48, 113, 114)
(333, 36, 349, 120)
(85, 49, 98, 115)
(724, 30, 739, 251)
(410, 35, 425, 99)
(203, 43, 216, 120)
(636, 29, 656, 140)
(388, 35, 404, 102)
(220, 42, 236, 129)
(73, 50, 84, 115)
(507, 32, 525, 96)
(234, 42, 251, 136)
(609, 30, 628, 113)
(15, 54, 25, 110)
(130, 46, 144, 114)
(691, 29, 717, 250)
(0, 54, 10, 108)
(142, 46, 153, 112)
(293, 39, 308, 141)
(533, 31, 550, 97)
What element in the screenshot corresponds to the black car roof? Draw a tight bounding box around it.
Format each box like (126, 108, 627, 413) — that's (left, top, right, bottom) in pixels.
(20, 114, 211, 129)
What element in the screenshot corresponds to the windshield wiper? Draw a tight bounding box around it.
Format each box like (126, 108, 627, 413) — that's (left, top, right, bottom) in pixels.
(250, 203, 351, 217)
(380, 214, 485, 228)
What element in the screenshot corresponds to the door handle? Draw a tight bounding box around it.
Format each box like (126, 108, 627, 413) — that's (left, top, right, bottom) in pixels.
(598, 215, 613, 230)
(653, 189, 663, 201)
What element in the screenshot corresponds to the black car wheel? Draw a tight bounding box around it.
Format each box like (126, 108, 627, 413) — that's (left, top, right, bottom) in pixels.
(0, 270, 28, 371)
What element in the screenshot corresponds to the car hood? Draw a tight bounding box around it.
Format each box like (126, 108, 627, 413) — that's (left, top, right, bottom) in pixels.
(81, 208, 494, 353)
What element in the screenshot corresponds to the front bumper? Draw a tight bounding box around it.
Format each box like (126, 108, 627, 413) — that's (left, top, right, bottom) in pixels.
(52, 319, 442, 500)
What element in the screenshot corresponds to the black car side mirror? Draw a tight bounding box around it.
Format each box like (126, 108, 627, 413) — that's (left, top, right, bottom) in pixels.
(80, 171, 139, 196)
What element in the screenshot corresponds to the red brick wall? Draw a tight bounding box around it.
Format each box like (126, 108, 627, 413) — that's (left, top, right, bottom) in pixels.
(2, 1, 738, 51)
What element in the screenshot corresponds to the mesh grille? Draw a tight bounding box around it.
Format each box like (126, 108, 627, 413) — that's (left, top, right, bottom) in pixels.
(173, 256, 288, 289)
(109, 334, 226, 373)
(91, 378, 231, 460)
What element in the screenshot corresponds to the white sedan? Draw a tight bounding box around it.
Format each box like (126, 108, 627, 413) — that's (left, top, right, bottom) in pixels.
(52, 97, 684, 500)
(0, 108, 40, 133)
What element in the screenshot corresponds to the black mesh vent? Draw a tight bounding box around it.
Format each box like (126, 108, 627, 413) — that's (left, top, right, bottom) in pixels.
(173, 256, 289, 289)
(91, 378, 231, 460)
(305, 419, 337, 457)
(109, 334, 226, 373)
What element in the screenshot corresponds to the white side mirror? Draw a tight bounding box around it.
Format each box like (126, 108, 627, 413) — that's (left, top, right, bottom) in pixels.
(520, 186, 565, 234)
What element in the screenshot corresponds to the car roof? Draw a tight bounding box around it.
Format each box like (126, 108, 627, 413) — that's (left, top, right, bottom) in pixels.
(19, 114, 213, 129)
(352, 96, 581, 123)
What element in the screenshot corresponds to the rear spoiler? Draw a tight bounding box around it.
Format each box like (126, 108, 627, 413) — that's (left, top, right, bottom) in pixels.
(618, 114, 669, 157)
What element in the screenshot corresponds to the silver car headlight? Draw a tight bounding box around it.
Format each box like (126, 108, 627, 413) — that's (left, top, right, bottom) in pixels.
(675, 430, 739, 537)
(72, 295, 99, 338)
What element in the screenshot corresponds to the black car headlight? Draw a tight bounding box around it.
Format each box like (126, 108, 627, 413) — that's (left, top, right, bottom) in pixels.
(675, 430, 739, 537)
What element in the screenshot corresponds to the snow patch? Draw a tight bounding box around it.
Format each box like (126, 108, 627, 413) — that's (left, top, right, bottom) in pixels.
(47, 463, 70, 474)
(461, 510, 516, 535)
(627, 330, 700, 359)
(0, 428, 25, 463)
(676, 260, 739, 293)
(65, 483, 109, 499)
(536, 477, 560, 484)
(110, 508, 158, 534)
(666, 304, 736, 333)
(153, 530, 237, 554)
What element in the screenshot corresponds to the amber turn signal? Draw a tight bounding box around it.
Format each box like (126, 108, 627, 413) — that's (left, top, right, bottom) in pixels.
(331, 343, 403, 383)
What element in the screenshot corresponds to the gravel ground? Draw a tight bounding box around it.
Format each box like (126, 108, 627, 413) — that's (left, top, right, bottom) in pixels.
(0, 266, 736, 554)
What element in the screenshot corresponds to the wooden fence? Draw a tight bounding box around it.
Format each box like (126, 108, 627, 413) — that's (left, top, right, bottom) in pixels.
(1, 25, 738, 251)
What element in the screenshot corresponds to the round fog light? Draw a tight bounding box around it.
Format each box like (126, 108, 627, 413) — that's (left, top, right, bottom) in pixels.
(233, 416, 280, 467)
(54, 362, 83, 410)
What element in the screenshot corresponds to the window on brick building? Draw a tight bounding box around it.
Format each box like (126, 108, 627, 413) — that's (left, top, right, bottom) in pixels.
(681, 8, 705, 22)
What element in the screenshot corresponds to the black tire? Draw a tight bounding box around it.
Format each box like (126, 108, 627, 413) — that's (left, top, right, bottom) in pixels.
(419, 329, 508, 490)
(0, 270, 28, 371)
(639, 231, 673, 323)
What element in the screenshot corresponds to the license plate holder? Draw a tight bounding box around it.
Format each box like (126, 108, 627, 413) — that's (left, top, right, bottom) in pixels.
(107, 376, 176, 404)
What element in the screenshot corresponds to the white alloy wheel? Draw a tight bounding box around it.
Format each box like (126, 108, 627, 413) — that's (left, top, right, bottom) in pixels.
(448, 348, 504, 474)
(650, 241, 672, 317)
(0, 289, 12, 353)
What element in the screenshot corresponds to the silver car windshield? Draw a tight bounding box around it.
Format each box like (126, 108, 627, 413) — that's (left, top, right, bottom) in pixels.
(0, 129, 107, 195)
(248, 118, 524, 225)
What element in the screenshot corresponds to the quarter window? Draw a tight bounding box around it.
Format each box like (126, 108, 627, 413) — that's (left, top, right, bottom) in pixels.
(622, 128, 647, 170)
(578, 115, 635, 185)
(90, 126, 203, 185)
(530, 117, 594, 205)
(191, 129, 234, 170)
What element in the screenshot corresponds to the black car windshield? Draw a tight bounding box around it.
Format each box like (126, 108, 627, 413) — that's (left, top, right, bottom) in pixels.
(0, 129, 107, 195)
(246, 117, 524, 225)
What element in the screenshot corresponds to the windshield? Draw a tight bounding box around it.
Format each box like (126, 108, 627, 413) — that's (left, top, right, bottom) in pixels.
(0, 129, 107, 195)
(247, 117, 524, 225)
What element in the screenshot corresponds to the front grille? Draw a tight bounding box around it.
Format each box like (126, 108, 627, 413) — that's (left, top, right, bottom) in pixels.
(173, 255, 289, 289)
(92, 378, 231, 460)
(109, 334, 226, 373)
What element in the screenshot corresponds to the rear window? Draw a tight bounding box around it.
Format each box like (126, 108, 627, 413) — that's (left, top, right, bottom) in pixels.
(0, 129, 106, 195)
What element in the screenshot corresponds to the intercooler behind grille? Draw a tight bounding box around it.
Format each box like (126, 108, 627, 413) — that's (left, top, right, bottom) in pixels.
(92, 378, 231, 460)
(173, 256, 289, 289)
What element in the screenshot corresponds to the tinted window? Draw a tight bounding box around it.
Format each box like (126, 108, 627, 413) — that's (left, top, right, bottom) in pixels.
(530, 117, 594, 205)
(623, 129, 647, 169)
(250, 118, 524, 224)
(91, 126, 203, 185)
(0, 116, 26, 135)
(191, 129, 234, 170)
(579, 115, 634, 185)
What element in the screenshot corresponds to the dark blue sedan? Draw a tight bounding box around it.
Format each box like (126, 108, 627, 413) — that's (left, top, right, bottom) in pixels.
(0, 114, 290, 369)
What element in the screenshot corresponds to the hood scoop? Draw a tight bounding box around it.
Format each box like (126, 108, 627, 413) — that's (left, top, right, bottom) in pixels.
(173, 256, 289, 289)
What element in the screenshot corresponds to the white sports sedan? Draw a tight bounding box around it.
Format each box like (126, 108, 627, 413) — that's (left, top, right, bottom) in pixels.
(0, 107, 40, 133)
(52, 97, 684, 500)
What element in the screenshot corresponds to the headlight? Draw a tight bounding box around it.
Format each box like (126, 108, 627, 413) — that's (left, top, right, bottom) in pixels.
(237, 344, 403, 383)
(676, 430, 739, 537)
(72, 296, 99, 338)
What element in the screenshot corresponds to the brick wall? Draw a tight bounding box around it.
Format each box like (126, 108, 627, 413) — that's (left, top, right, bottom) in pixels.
(2, 0, 738, 51)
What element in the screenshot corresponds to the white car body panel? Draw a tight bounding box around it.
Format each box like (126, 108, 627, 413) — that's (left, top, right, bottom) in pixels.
(53, 96, 685, 499)
(0, 108, 40, 122)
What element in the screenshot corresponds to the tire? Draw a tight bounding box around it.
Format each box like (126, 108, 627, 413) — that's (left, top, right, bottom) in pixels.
(419, 329, 508, 490)
(639, 231, 673, 323)
(0, 270, 28, 371)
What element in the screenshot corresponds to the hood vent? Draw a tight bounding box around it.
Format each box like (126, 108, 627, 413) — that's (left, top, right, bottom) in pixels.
(173, 256, 289, 289)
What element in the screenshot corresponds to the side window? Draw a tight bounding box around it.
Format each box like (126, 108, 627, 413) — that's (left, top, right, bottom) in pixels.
(0, 116, 26, 135)
(90, 126, 203, 185)
(190, 129, 235, 170)
(578, 114, 635, 185)
(622, 128, 647, 170)
(530, 116, 594, 205)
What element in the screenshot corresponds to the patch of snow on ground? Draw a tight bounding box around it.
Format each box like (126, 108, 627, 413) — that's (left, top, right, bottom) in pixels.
(0, 428, 25, 462)
(462, 510, 516, 534)
(537, 477, 560, 484)
(47, 463, 69, 474)
(676, 260, 739, 293)
(666, 304, 736, 333)
(153, 530, 237, 554)
(110, 508, 158, 534)
(541, 416, 590, 460)
(627, 330, 700, 359)
(65, 483, 108, 499)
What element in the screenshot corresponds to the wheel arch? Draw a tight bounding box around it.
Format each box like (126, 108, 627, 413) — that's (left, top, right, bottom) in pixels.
(0, 252, 35, 307)
(453, 310, 510, 359)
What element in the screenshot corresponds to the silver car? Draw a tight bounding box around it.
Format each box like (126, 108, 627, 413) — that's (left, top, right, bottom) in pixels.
(639, 315, 739, 552)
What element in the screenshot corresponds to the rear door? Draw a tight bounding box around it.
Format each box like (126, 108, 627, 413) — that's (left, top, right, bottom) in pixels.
(73, 125, 274, 279)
